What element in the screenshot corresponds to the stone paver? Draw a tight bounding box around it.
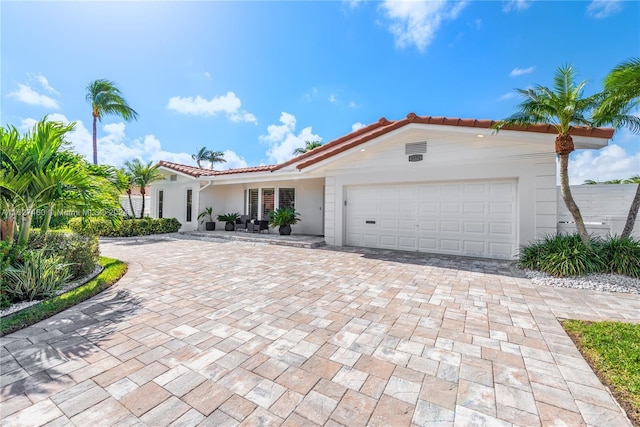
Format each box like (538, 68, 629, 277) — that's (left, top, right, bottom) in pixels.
(1, 237, 639, 426)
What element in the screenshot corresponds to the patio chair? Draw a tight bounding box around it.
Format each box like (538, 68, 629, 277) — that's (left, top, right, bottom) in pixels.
(250, 220, 269, 234)
(235, 215, 250, 232)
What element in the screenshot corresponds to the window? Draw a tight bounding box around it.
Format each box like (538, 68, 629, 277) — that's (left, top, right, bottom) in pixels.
(158, 190, 164, 219)
(186, 189, 193, 222)
(262, 188, 274, 219)
(248, 188, 259, 220)
(279, 188, 295, 209)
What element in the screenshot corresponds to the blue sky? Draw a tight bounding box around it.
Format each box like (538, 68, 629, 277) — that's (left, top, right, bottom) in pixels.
(2, 0, 639, 183)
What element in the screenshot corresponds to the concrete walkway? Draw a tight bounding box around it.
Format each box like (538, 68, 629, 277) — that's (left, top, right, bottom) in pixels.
(2, 238, 639, 426)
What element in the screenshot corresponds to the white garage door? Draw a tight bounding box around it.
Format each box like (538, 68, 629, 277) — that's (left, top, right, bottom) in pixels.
(345, 180, 517, 258)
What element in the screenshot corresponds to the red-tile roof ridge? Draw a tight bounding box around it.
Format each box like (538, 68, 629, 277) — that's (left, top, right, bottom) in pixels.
(294, 113, 614, 170)
(158, 160, 276, 177)
(158, 113, 614, 177)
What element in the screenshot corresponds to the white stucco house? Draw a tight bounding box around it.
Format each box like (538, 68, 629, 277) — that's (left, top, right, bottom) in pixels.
(150, 113, 613, 259)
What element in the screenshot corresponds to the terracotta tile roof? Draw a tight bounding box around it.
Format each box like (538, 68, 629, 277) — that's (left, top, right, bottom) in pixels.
(158, 113, 614, 177)
(158, 160, 275, 178)
(293, 113, 614, 171)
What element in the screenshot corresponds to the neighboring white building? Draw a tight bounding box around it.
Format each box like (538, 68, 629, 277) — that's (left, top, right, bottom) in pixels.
(150, 113, 614, 259)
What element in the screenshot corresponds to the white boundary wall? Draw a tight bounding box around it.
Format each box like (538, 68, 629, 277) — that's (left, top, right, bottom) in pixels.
(557, 184, 639, 238)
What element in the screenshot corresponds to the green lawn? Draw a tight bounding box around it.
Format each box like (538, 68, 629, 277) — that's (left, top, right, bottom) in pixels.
(563, 320, 640, 426)
(0, 257, 127, 336)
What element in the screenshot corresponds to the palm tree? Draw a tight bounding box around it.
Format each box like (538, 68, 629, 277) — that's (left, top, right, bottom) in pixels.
(492, 65, 599, 246)
(593, 58, 640, 238)
(0, 118, 109, 244)
(192, 146, 210, 168)
(86, 79, 139, 165)
(206, 150, 226, 170)
(124, 159, 163, 218)
(293, 140, 322, 155)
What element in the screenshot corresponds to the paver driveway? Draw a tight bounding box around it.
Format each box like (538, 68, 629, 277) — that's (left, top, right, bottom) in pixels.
(2, 238, 639, 426)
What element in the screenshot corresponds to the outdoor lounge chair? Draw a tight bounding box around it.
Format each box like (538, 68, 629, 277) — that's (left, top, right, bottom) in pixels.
(250, 220, 269, 233)
(235, 215, 250, 232)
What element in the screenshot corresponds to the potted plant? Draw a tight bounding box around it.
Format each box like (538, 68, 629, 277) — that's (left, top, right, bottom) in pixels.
(268, 207, 300, 235)
(197, 207, 215, 231)
(217, 213, 240, 231)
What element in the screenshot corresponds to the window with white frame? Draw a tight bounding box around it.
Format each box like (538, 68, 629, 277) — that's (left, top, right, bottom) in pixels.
(279, 188, 295, 209)
(186, 189, 193, 222)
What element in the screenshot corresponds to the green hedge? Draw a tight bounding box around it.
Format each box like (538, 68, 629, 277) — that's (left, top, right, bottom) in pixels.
(68, 217, 181, 237)
(28, 230, 99, 280)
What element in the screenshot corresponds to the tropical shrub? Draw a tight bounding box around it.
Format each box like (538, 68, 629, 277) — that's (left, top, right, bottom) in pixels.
(598, 236, 640, 278)
(517, 234, 605, 277)
(68, 217, 181, 237)
(518, 233, 640, 278)
(4, 250, 71, 302)
(28, 231, 99, 279)
(268, 208, 301, 227)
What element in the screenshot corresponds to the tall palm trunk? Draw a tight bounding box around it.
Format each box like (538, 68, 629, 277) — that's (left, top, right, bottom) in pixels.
(139, 187, 146, 218)
(127, 189, 136, 217)
(17, 209, 33, 246)
(41, 203, 53, 233)
(556, 134, 590, 246)
(1, 218, 15, 242)
(92, 113, 98, 165)
(621, 184, 640, 238)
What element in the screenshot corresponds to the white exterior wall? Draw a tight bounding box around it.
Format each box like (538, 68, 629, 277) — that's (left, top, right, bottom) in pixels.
(199, 178, 325, 235)
(558, 183, 640, 238)
(150, 174, 200, 231)
(322, 128, 557, 254)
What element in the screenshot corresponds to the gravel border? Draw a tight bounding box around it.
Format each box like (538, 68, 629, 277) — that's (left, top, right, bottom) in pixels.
(524, 270, 640, 294)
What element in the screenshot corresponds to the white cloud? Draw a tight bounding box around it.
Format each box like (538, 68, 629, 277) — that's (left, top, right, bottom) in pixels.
(8, 84, 59, 109)
(510, 66, 535, 77)
(352, 122, 366, 132)
(21, 114, 202, 169)
(502, 0, 531, 13)
(379, 0, 467, 52)
(260, 112, 322, 164)
(587, 0, 622, 18)
(167, 91, 257, 124)
(499, 92, 515, 101)
(221, 150, 249, 170)
(329, 94, 338, 103)
(345, 0, 364, 9)
(349, 101, 358, 108)
(569, 144, 640, 184)
(27, 72, 59, 94)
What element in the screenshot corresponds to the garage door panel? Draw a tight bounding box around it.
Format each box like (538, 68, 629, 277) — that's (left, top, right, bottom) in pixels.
(463, 240, 486, 254)
(398, 237, 417, 250)
(441, 202, 461, 214)
(440, 239, 461, 252)
(346, 180, 517, 259)
(419, 202, 438, 214)
(440, 184, 462, 197)
(489, 222, 514, 235)
(398, 220, 415, 231)
(489, 202, 514, 215)
(418, 238, 437, 251)
(418, 220, 437, 231)
(464, 202, 486, 214)
(464, 222, 485, 233)
(440, 221, 460, 232)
